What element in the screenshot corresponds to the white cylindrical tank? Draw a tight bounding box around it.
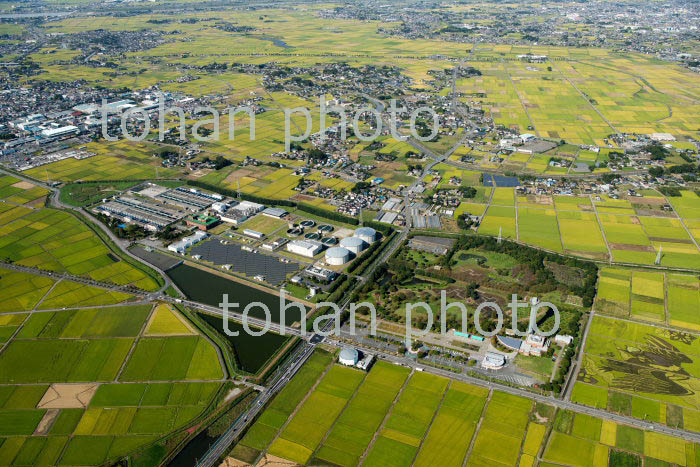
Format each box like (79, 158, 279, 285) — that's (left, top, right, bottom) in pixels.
(339, 236, 366, 254)
(355, 227, 377, 243)
(339, 347, 359, 365)
(325, 247, 351, 265)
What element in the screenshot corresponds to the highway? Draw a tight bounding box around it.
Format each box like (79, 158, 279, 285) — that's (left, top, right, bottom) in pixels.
(194, 340, 316, 467)
(193, 290, 360, 466)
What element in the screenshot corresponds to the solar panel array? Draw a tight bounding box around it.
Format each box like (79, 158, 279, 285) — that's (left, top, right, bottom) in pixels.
(190, 239, 301, 285)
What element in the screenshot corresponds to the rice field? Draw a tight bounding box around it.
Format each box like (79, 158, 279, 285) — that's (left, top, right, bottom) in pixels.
(595, 266, 700, 329)
(199, 164, 304, 200)
(234, 357, 700, 466)
(0, 176, 49, 206)
(574, 314, 700, 431)
(470, 190, 700, 267)
(0, 206, 159, 291)
(457, 55, 700, 144)
(25, 140, 182, 183)
(0, 303, 225, 466)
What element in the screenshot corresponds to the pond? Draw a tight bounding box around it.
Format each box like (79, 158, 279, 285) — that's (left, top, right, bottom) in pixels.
(167, 428, 217, 467)
(483, 173, 520, 187)
(167, 264, 304, 326)
(197, 312, 290, 374)
(257, 36, 291, 48)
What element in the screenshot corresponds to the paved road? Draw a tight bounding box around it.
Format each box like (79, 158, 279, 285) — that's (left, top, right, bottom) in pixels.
(194, 286, 362, 466)
(0, 261, 159, 297)
(563, 311, 595, 401)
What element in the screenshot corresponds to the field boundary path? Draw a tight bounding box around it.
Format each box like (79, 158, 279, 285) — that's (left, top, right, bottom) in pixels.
(360, 350, 700, 443)
(503, 61, 540, 137)
(410, 379, 452, 466)
(0, 166, 173, 294)
(589, 194, 614, 262)
(663, 194, 700, 253)
(114, 304, 156, 382)
(563, 310, 595, 401)
(33, 279, 62, 310)
(196, 341, 316, 467)
(462, 388, 493, 467)
(308, 368, 368, 462)
(550, 61, 619, 135)
(515, 193, 520, 241)
(358, 368, 415, 466)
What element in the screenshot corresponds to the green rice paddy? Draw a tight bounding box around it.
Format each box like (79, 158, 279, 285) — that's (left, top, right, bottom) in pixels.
(232, 357, 700, 466)
(0, 304, 225, 466)
(0, 206, 159, 291)
(574, 314, 700, 433)
(469, 190, 700, 267)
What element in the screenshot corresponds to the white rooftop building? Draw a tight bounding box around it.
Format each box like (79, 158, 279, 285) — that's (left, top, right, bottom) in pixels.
(287, 239, 323, 258)
(41, 125, 79, 138)
(482, 352, 506, 369)
(167, 231, 208, 254)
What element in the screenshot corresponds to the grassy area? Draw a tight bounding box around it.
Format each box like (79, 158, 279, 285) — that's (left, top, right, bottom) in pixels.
(58, 181, 140, 207)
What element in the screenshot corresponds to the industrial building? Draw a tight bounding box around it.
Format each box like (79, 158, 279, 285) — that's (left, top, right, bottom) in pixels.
(355, 227, 378, 243)
(211, 202, 230, 214)
(287, 239, 323, 258)
(304, 265, 337, 282)
(156, 187, 219, 212)
(339, 236, 366, 254)
(168, 231, 209, 254)
(261, 238, 288, 251)
(96, 196, 183, 231)
(221, 201, 265, 225)
(40, 125, 79, 138)
(408, 236, 456, 256)
(219, 210, 249, 225)
(243, 229, 265, 239)
(374, 211, 398, 225)
(381, 197, 402, 212)
(262, 207, 289, 218)
(235, 201, 265, 214)
(186, 214, 220, 231)
(325, 246, 352, 265)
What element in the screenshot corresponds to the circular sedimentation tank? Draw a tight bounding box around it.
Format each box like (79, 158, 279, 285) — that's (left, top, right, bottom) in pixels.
(318, 224, 334, 233)
(287, 227, 303, 236)
(322, 236, 338, 246)
(304, 232, 320, 240)
(300, 220, 316, 228)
